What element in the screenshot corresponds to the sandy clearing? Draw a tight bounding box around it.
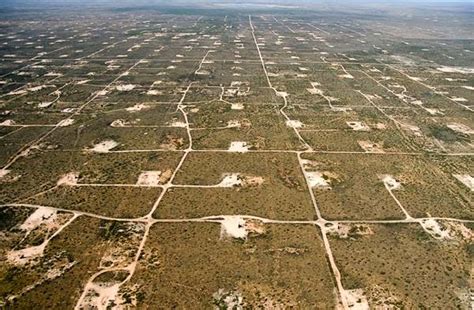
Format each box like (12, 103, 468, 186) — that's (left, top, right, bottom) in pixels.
(380, 174, 401, 190)
(307, 88, 324, 95)
(0, 169, 11, 178)
(447, 222, 473, 241)
(420, 219, 452, 240)
(99, 224, 144, 265)
(358, 141, 384, 153)
(38, 101, 54, 108)
(447, 123, 474, 135)
(218, 173, 242, 187)
(97, 90, 109, 96)
(110, 119, 130, 127)
(451, 97, 468, 102)
(169, 121, 187, 128)
(242, 175, 264, 187)
(301, 159, 317, 168)
(364, 94, 380, 101)
(326, 223, 373, 239)
(57, 172, 79, 186)
(19, 207, 57, 232)
(425, 108, 443, 116)
(45, 72, 62, 77)
(79, 282, 122, 310)
(28, 85, 51, 92)
(286, 120, 303, 128)
(88, 140, 119, 153)
(338, 73, 354, 79)
(445, 78, 467, 82)
(436, 66, 474, 74)
(453, 174, 473, 191)
(219, 217, 265, 240)
(126, 103, 150, 112)
(220, 216, 247, 239)
(146, 90, 162, 95)
(305, 171, 331, 189)
(375, 123, 387, 130)
(57, 119, 74, 127)
(347, 121, 370, 131)
(331, 106, 352, 112)
(7, 211, 75, 267)
(0, 119, 15, 126)
(159, 136, 184, 151)
(116, 84, 136, 92)
(136, 171, 162, 186)
(400, 123, 422, 136)
(227, 120, 242, 128)
(196, 70, 210, 75)
(228, 141, 249, 153)
(342, 289, 369, 310)
(213, 289, 244, 309)
(7, 243, 47, 266)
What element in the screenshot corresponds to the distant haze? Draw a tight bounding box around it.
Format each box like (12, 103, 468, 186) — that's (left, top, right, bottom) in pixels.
(2, 0, 473, 7)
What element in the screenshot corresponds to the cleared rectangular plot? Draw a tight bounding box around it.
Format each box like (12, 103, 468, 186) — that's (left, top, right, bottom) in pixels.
(190, 113, 305, 150)
(44, 122, 188, 151)
(301, 153, 406, 220)
(77, 152, 182, 184)
(302, 153, 473, 220)
(329, 223, 472, 308)
(124, 223, 337, 308)
(26, 186, 160, 218)
(300, 129, 415, 152)
(155, 152, 316, 220)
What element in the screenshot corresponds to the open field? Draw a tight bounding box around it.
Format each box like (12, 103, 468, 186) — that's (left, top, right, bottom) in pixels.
(0, 2, 473, 308)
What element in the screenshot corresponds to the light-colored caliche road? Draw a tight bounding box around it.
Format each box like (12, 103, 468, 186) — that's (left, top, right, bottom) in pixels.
(246, 15, 473, 309)
(73, 47, 211, 309)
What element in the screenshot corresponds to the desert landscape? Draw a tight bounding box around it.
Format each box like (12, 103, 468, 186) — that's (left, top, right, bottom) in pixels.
(0, 0, 473, 308)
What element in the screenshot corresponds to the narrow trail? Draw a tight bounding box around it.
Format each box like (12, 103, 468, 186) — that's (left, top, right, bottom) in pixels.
(251, 17, 355, 307)
(249, 15, 311, 150)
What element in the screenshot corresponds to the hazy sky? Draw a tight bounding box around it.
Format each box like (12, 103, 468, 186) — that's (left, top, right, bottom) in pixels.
(2, 0, 472, 10)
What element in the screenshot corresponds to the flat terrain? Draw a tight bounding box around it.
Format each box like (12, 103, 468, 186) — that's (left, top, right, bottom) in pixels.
(0, 3, 473, 309)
